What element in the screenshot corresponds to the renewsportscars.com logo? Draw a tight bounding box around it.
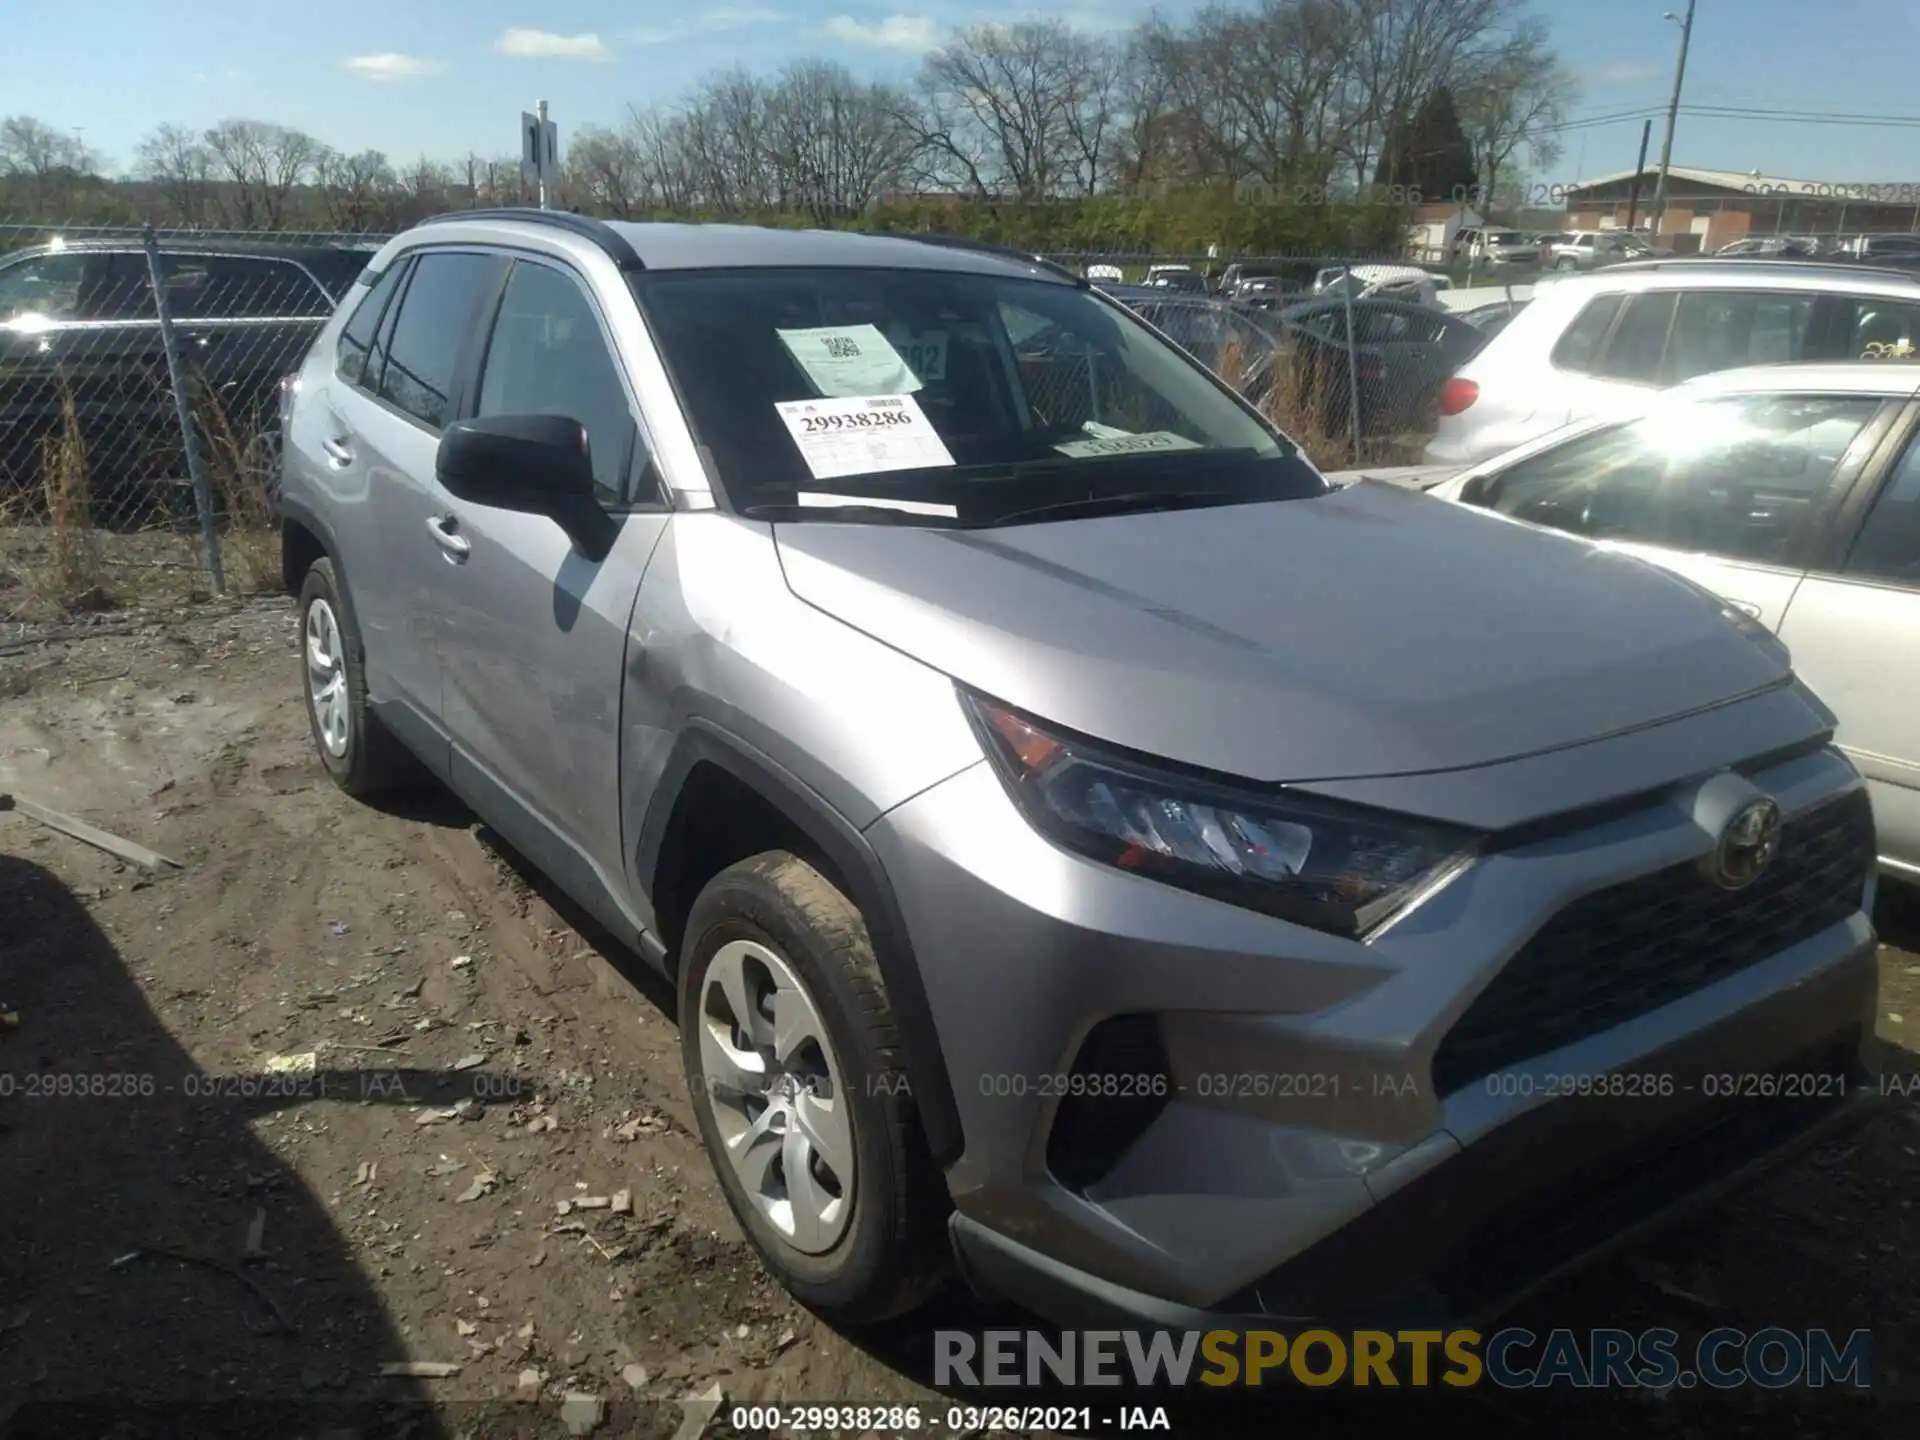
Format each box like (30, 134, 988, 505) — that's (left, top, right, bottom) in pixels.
(934, 1327, 1873, 1390)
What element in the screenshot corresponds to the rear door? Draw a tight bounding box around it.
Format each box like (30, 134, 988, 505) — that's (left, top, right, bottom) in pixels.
(325, 248, 506, 755)
(1776, 411, 1920, 874)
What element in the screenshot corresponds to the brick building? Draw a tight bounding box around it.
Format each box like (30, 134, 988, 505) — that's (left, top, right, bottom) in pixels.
(1563, 165, 1920, 254)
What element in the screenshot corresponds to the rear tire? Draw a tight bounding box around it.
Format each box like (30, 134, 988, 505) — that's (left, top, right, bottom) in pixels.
(678, 851, 950, 1324)
(297, 557, 416, 798)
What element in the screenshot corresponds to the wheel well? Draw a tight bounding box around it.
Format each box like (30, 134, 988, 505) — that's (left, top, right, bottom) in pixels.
(281, 518, 326, 596)
(648, 760, 848, 968)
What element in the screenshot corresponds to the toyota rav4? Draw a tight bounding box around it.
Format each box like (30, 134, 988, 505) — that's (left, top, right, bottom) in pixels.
(277, 209, 1884, 1330)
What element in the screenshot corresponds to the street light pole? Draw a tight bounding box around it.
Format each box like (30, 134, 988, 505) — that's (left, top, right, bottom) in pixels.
(1648, 0, 1696, 242)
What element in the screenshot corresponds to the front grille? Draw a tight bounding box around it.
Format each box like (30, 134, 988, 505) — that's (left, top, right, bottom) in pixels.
(1431, 790, 1873, 1095)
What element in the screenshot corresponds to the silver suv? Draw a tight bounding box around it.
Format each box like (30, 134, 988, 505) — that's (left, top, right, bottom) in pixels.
(278, 209, 1883, 1329)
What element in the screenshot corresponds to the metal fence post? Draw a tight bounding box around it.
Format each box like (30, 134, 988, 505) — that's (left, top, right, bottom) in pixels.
(140, 223, 224, 593)
(1340, 265, 1362, 464)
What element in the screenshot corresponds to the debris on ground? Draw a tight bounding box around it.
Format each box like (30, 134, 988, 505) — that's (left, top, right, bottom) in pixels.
(453, 1169, 497, 1203)
(673, 1382, 725, 1440)
(380, 1360, 462, 1378)
(263, 1051, 317, 1076)
(560, 1390, 606, 1435)
(621, 1363, 649, 1390)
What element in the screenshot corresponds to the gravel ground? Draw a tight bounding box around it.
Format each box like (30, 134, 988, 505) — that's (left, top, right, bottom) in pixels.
(0, 590, 1915, 1439)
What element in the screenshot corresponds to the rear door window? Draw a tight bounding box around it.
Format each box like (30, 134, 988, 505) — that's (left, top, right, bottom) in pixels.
(1666, 291, 1814, 381)
(375, 251, 498, 430)
(336, 263, 408, 389)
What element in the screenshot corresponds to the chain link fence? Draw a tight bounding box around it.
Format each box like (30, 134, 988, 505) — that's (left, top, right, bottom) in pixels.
(2, 217, 1476, 620)
(2, 218, 387, 618)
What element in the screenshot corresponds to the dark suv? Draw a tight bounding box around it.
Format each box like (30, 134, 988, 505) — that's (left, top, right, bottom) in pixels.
(0, 238, 372, 516)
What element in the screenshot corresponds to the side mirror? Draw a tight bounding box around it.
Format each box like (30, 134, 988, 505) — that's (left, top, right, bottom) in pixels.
(435, 414, 617, 560)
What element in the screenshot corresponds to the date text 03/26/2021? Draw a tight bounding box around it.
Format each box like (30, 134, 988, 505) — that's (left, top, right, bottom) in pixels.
(727, 1404, 1170, 1434)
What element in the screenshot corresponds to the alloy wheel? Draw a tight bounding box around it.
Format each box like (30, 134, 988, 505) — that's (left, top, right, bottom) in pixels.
(305, 597, 350, 758)
(696, 938, 855, 1254)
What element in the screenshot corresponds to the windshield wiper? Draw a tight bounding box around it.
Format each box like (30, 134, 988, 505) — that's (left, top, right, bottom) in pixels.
(987, 490, 1252, 526)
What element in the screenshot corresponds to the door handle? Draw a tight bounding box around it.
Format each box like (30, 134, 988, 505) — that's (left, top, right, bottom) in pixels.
(426, 514, 470, 561)
(320, 436, 353, 465)
(1726, 599, 1762, 619)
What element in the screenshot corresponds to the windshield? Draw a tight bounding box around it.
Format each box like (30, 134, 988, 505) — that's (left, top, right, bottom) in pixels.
(633, 266, 1323, 524)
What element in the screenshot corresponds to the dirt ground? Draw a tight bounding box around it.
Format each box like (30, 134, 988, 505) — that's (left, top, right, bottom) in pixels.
(1, 581, 1916, 1439)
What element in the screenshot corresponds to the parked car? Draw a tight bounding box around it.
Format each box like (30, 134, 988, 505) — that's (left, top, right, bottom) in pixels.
(1550, 230, 1672, 271)
(1715, 236, 1823, 258)
(1313, 263, 1441, 307)
(1142, 266, 1207, 294)
(1399, 362, 1920, 880)
(1469, 230, 1544, 267)
(1426, 256, 1920, 464)
(1216, 263, 1313, 305)
(1082, 263, 1123, 284)
(0, 238, 373, 513)
(1111, 295, 1290, 404)
(279, 208, 1882, 1333)
(1274, 296, 1489, 434)
(1838, 233, 1920, 261)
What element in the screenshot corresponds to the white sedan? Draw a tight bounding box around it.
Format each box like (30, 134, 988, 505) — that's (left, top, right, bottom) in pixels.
(1327, 360, 1920, 882)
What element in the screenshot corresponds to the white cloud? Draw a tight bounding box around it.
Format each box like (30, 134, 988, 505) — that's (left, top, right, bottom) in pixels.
(493, 28, 616, 62)
(340, 52, 445, 81)
(1592, 60, 1660, 85)
(627, 7, 786, 45)
(823, 14, 942, 52)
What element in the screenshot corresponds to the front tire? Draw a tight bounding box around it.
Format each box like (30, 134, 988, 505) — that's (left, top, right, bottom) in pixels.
(678, 851, 949, 1324)
(297, 558, 415, 798)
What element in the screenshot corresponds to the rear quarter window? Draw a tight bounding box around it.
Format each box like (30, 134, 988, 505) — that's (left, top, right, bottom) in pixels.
(1548, 292, 1625, 372)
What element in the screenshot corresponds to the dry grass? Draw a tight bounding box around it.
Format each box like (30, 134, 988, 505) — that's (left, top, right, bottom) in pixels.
(1217, 332, 1436, 472)
(187, 377, 281, 594)
(0, 388, 116, 618)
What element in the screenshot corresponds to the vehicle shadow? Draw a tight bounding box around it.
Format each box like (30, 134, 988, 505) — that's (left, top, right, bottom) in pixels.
(0, 852, 564, 1437)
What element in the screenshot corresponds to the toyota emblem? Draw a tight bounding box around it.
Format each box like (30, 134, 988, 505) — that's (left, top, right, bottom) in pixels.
(1711, 798, 1782, 889)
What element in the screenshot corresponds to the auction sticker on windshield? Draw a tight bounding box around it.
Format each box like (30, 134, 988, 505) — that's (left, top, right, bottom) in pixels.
(885, 323, 949, 383)
(1054, 430, 1205, 459)
(777, 324, 923, 396)
(775, 394, 956, 480)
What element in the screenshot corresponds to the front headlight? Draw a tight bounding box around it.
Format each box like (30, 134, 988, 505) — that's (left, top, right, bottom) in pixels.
(962, 691, 1479, 939)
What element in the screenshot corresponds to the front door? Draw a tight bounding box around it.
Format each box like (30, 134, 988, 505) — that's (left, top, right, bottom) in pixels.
(433, 256, 671, 921)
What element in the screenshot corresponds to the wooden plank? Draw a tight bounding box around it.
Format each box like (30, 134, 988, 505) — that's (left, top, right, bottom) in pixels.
(0, 792, 184, 872)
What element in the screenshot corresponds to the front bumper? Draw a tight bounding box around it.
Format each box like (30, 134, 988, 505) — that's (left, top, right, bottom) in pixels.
(864, 726, 1881, 1321)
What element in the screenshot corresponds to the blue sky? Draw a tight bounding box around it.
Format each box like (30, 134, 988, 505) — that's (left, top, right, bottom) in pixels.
(10, 0, 1920, 183)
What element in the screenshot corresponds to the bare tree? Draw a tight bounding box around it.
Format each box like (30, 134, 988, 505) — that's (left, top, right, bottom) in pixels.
(1455, 17, 1573, 212)
(566, 126, 648, 217)
(1, 114, 101, 213)
(201, 119, 320, 227)
(134, 123, 216, 226)
(762, 61, 917, 220)
(1343, 0, 1526, 192)
(911, 22, 1123, 201)
(315, 148, 397, 230)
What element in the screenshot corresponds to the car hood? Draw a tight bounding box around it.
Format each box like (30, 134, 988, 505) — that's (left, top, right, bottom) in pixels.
(773, 480, 1791, 784)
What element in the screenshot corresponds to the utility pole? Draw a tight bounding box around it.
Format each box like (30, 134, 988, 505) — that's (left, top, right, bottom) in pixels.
(1648, 0, 1696, 242)
(1625, 119, 1653, 233)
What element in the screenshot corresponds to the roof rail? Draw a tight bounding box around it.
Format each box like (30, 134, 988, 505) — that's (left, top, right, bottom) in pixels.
(1604, 256, 1920, 284)
(414, 207, 644, 270)
(874, 232, 1086, 286)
